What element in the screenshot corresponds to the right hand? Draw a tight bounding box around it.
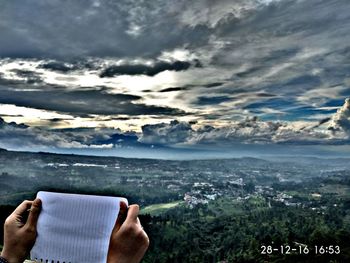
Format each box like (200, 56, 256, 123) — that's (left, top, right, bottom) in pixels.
(1, 199, 42, 263)
(107, 203, 149, 263)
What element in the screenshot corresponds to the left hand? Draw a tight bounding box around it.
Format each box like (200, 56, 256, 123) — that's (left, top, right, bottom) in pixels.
(1, 199, 42, 263)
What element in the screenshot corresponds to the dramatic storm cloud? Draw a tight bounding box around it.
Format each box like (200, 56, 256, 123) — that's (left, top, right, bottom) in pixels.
(100, 60, 197, 77)
(0, 0, 350, 156)
(0, 117, 146, 151)
(0, 82, 184, 117)
(140, 120, 194, 145)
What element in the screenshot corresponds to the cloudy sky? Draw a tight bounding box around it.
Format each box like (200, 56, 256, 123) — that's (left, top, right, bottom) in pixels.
(0, 0, 349, 159)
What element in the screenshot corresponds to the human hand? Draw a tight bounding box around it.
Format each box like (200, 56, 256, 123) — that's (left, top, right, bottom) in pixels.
(107, 203, 149, 263)
(1, 199, 41, 263)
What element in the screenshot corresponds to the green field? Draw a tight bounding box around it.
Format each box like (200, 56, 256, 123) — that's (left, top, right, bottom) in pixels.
(319, 184, 350, 197)
(141, 200, 183, 215)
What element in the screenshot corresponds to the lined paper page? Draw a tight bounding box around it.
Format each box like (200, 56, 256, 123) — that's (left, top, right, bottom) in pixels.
(30, 191, 128, 263)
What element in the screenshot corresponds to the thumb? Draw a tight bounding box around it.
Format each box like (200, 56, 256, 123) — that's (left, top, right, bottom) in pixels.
(26, 198, 42, 229)
(113, 201, 128, 233)
(126, 204, 139, 222)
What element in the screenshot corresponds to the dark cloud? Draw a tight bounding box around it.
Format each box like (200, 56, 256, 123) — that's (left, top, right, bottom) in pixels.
(0, 84, 185, 117)
(0, 75, 44, 90)
(211, 0, 350, 103)
(0, 117, 28, 129)
(38, 60, 97, 72)
(158, 83, 209, 93)
(256, 93, 276, 98)
(196, 96, 231, 105)
(0, 0, 211, 59)
(284, 75, 321, 89)
(107, 117, 133, 121)
(318, 117, 331, 126)
(137, 116, 342, 147)
(48, 118, 73, 123)
(0, 117, 117, 150)
(9, 69, 43, 84)
(40, 61, 76, 72)
(139, 120, 193, 145)
(214, 0, 348, 40)
(265, 48, 300, 63)
(235, 67, 262, 79)
(159, 87, 188, 93)
(99, 60, 193, 77)
(203, 82, 224, 88)
(309, 117, 331, 129)
(0, 114, 24, 118)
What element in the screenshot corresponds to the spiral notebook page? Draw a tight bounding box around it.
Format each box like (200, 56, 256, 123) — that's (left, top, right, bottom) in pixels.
(30, 191, 128, 263)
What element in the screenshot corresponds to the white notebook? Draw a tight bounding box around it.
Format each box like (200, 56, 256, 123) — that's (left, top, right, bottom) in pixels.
(30, 191, 128, 263)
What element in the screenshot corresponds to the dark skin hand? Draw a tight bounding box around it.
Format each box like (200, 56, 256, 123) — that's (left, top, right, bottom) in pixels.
(1, 199, 42, 263)
(1, 199, 148, 263)
(107, 202, 149, 263)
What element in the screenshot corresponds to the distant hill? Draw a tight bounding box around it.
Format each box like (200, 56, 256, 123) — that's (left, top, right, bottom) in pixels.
(265, 155, 350, 166)
(0, 147, 350, 166)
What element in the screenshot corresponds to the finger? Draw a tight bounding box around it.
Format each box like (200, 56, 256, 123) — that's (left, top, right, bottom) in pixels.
(26, 198, 42, 229)
(125, 204, 139, 222)
(13, 200, 33, 216)
(136, 217, 145, 231)
(113, 201, 128, 232)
